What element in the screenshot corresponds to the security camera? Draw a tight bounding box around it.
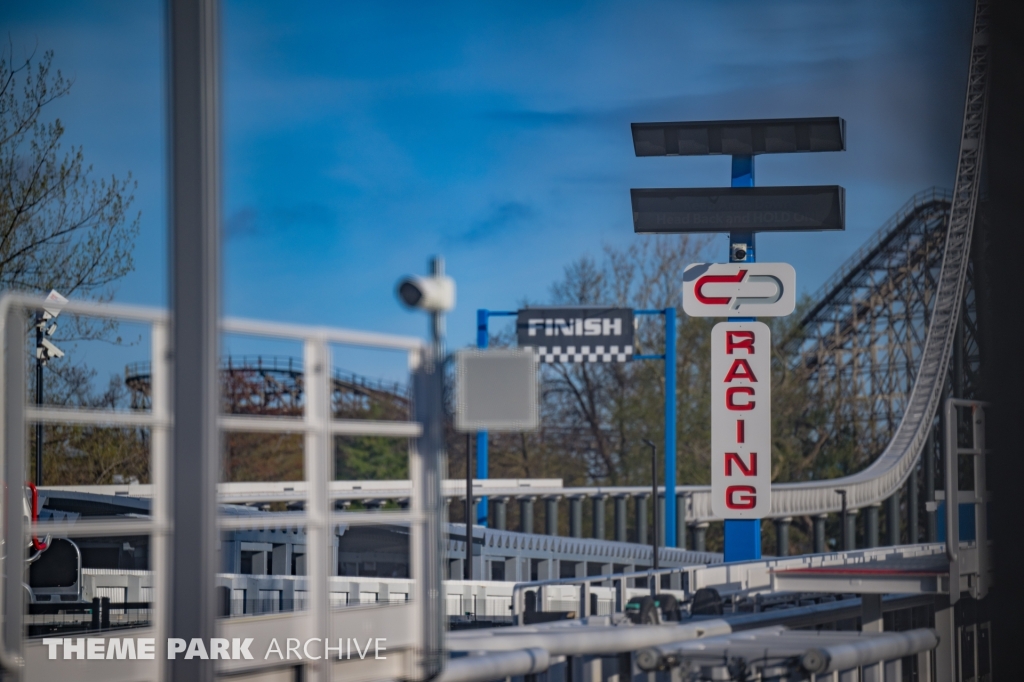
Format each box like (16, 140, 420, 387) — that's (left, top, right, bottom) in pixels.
(396, 274, 456, 312)
(730, 243, 748, 262)
(38, 338, 64, 360)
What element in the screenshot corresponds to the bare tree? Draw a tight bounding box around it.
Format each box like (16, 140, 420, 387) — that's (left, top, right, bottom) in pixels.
(2, 45, 142, 484)
(1, 46, 139, 302)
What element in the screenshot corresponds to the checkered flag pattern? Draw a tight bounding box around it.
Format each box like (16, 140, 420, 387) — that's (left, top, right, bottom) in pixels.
(524, 345, 633, 363)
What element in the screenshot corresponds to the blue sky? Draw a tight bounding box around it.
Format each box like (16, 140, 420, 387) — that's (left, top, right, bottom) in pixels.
(3, 0, 974, 382)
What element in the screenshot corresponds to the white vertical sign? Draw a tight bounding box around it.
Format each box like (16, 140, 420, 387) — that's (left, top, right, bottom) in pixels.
(711, 321, 771, 518)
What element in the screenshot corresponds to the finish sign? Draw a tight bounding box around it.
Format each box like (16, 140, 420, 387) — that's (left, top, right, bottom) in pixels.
(711, 321, 771, 519)
(682, 262, 796, 317)
(516, 307, 634, 363)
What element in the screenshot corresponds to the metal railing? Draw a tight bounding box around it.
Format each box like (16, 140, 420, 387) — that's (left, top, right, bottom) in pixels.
(511, 566, 690, 623)
(0, 293, 443, 681)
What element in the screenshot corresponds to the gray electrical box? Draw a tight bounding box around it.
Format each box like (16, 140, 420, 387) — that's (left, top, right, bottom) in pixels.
(455, 349, 539, 432)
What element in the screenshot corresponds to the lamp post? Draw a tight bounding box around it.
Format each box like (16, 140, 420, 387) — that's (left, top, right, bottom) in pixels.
(643, 439, 659, 577)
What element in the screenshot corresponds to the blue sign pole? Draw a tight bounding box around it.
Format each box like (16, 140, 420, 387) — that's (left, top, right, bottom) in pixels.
(664, 306, 677, 548)
(723, 153, 762, 562)
(475, 309, 517, 526)
(476, 309, 489, 525)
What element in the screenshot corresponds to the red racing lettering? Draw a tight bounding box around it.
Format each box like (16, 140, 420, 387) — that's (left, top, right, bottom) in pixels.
(724, 452, 757, 476)
(723, 358, 758, 383)
(737, 420, 745, 443)
(726, 486, 757, 510)
(726, 386, 755, 410)
(726, 330, 755, 355)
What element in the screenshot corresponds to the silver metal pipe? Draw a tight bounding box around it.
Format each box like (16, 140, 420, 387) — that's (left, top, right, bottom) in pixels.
(449, 620, 732, 656)
(2, 308, 26, 676)
(635, 626, 788, 671)
(800, 628, 939, 674)
(436, 648, 550, 682)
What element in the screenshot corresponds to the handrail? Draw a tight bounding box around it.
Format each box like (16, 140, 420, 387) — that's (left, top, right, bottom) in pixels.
(0, 291, 435, 679)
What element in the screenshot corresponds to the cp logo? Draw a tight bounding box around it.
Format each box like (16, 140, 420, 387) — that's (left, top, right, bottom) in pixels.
(693, 270, 784, 310)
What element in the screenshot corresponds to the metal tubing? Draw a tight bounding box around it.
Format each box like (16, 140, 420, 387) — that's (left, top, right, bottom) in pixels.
(725, 594, 934, 633)
(167, 0, 221, 678)
(436, 648, 550, 682)
(150, 322, 171, 672)
(3, 309, 26, 675)
(448, 620, 733, 657)
(304, 339, 333, 682)
(801, 629, 939, 674)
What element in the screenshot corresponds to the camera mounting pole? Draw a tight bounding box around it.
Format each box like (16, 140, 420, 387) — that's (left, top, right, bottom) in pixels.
(34, 314, 43, 487)
(33, 289, 67, 486)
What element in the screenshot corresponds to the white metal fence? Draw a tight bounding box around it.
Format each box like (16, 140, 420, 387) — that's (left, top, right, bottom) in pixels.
(0, 292, 441, 681)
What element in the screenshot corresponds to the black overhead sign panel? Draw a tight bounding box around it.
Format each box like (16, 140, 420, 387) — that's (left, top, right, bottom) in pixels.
(631, 117, 846, 157)
(517, 307, 634, 363)
(632, 186, 845, 234)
